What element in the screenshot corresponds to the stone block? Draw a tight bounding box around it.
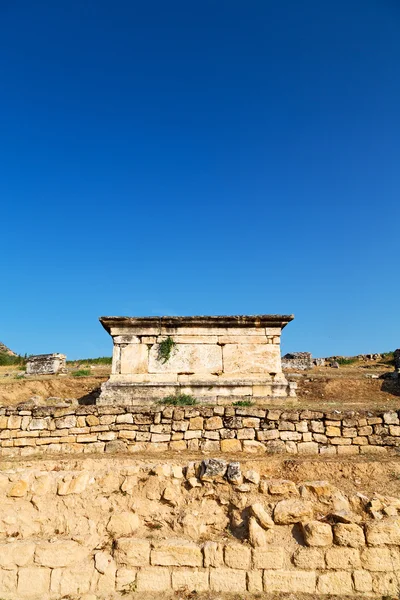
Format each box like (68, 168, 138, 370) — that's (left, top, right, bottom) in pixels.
(362, 547, 400, 571)
(297, 441, 319, 454)
(266, 479, 299, 495)
(372, 572, 400, 595)
(106, 512, 140, 537)
(365, 518, 400, 545)
(223, 343, 280, 374)
(317, 571, 353, 594)
(189, 416, 203, 430)
(210, 568, 246, 592)
(115, 538, 150, 566)
(0, 569, 17, 594)
(303, 521, 333, 546)
(220, 438, 242, 452)
(203, 541, 224, 567)
(35, 541, 88, 568)
(250, 502, 274, 529)
(204, 416, 223, 430)
(273, 499, 313, 524)
(55, 415, 76, 429)
(136, 567, 171, 591)
(149, 343, 222, 374)
(151, 539, 203, 567)
(353, 569, 372, 592)
(263, 570, 316, 593)
(253, 547, 284, 569)
(120, 344, 148, 374)
(116, 567, 137, 592)
(325, 547, 361, 569)
(0, 541, 35, 568)
(292, 547, 325, 570)
(18, 567, 51, 596)
(224, 544, 251, 569)
(7, 480, 28, 497)
(172, 569, 209, 592)
(333, 523, 365, 547)
(247, 570, 263, 592)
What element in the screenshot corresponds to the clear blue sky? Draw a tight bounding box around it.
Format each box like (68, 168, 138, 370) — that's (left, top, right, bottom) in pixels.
(1, 1, 399, 359)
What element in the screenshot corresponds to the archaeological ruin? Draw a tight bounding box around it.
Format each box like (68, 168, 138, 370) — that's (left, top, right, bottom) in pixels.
(25, 353, 67, 376)
(98, 314, 296, 405)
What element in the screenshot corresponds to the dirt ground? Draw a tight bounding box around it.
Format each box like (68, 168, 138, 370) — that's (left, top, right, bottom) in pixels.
(0, 357, 398, 409)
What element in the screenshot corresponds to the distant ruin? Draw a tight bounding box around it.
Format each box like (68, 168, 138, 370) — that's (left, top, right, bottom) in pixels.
(98, 314, 296, 405)
(25, 353, 67, 376)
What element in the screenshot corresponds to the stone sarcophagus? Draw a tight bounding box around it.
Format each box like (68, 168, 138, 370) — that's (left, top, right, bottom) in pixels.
(98, 315, 295, 405)
(25, 353, 67, 376)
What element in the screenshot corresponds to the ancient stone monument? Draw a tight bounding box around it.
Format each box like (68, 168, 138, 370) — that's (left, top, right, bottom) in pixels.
(98, 314, 295, 405)
(25, 353, 67, 376)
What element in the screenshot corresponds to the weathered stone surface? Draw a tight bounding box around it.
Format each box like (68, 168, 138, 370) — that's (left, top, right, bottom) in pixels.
(362, 547, 400, 571)
(210, 568, 246, 592)
(106, 512, 140, 537)
(325, 547, 361, 569)
(226, 461, 242, 483)
(35, 541, 88, 567)
(0, 541, 35, 568)
(17, 567, 51, 595)
(333, 523, 365, 547)
(223, 343, 280, 374)
(115, 538, 150, 566)
(353, 569, 373, 592)
(317, 571, 353, 594)
(263, 570, 316, 593)
(172, 569, 209, 591)
(302, 521, 333, 547)
(26, 353, 66, 376)
(292, 547, 325, 570)
(224, 544, 251, 569)
(365, 517, 400, 545)
(253, 547, 284, 569)
(151, 539, 202, 567)
(203, 541, 224, 567)
(136, 567, 171, 591)
(273, 499, 313, 524)
(149, 344, 222, 374)
(248, 516, 269, 547)
(266, 479, 299, 495)
(250, 502, 274, 529)
(200, 458, 227, 481)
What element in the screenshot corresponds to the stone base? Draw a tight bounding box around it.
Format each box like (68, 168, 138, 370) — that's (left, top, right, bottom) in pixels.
(97, 378, 296, 406)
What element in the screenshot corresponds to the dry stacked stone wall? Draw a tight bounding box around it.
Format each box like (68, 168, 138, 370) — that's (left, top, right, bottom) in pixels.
(1, 404, 400, 457)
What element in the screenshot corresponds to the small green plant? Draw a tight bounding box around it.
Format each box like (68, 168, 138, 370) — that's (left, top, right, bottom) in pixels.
(72, 369, 91, 377)
(159, 393, 197, 406)
(14, 374, 25, 380)
(158, 336, 176, 363)
(233, 400, 253, 407)
(121, 581, 137, 595)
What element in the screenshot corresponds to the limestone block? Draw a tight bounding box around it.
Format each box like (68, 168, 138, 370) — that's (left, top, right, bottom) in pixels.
(0, 569, 17, 594)
(250, 502, 274, 529)
(204, 416, 223, 430)
(151, 539, 203, 567)
(51, 565, 94, 596)
(115, 538, 150, 567)
(209, 568, 246, 592)
(221, 438, 242, 452)
(247, 570, 263, 592)
(365, 517, 400, 545)
(353, 569, 373, 592)
(28, 418, 50, 430)
(317, 571, 353, 594)
(224, 544, 251, 569)
(363, 547, 400, 572)
(253, 547, 284, 569)
(164, 335, 217, 344)
(136, 567, 171, 592)
(57, 472, 89, 495)
(248, 517, 269, 547)
(0, 541, 35, 568)
(35, 540, 88, 568)
(266, 479, 299, 496)
(172, 569, 209, 591)
(303, 521, 333, 546)
(106, 512, 140, 537)
(18, 567, 51, 596)
(263, 570, 316, 593)
(203, 541, 224, 567)
(7, 479, 28, 497)
(189, 416, 203, 430)
(116, 567, 136, 592)
(94, 551, 114, 574)
(325, 547, 361, 569)
(297, 442, 319, 454)
(333, 523, 365, 547)
(149, 344, 222, 374)
(292, 547, 325, 570)
(55, 415, 76, 428)
(222, 343, 280, 374)
(120, 344, 148, 374)
(8, 416, 22, 429)
(372, 572, 400, 595)
(273, 499, 313, 524)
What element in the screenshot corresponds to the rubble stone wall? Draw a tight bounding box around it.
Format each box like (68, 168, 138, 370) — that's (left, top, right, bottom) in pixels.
(0, 457, 400, 598)
(1, 404, 400, 458)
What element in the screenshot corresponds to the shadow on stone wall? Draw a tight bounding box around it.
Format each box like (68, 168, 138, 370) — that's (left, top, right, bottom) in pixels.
(78, 387, 100, 405)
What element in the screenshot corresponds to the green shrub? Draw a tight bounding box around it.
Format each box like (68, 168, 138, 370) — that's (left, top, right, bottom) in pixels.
(67, 357, 112, 366)
(72, 369, 91, 377)
(159, 394, 197, 406)
(0, 352, 26, 366)
(336, 357, 358, 366)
